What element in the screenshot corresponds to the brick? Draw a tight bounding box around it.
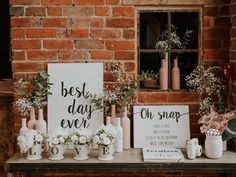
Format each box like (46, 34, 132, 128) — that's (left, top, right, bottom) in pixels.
(11, 29, 25, 38)
(47, 7, 62, 16)
(204, 28, 230, 40)
(72, 18, 90, 27)
(123, 29, 135, 39)
(12, 62, 41, 72)
(26, 7, 45, 16)
(214, 17, 230, 26)
(74, 0, 104, 5)
(231, 5, 236, 14)
(43, 40, 73, 49)
(104, 72, 113, 81)
(115, 51, 134, 60)
(90, 18, 104, 27)
(204, 6, 219, 16)
(203, 49, 229, 60)
(167, 92, 200, 102)
(138, 92, 168, 103)
(90, 29, 121, 39)
(231, 28, 236, 37)
(106, 18, 134, 28)
(27, 51, 57, 60)
(106, 0, 120, 5)
(124, 62, 135, 72)
(106, 41, 134, 50)
(75, 40, 104, 49)
(95, 7, 109, 16)
(203, 40, 221, 49)
(220, 6, 230, 16)
(90, 51, 113, 60)
(41, 0, 73, 5)
(12, 51, 26, 61)
(66, 29, 89, 38)
(26, 29, 58, 38)
(112, 7, 134, 17)
(10, 7, 24, 16)
(11, 18, 42, 27)
(203, 17, 212, 27)
(231, 16, 236, 27)
(231, 40, 236, 50)
(63, 7, 93, 16)
(12, 40, 41, 50)
(42, 18, 68, 27)
(10, 0, 40, 5)
(58, 50, 88, 60)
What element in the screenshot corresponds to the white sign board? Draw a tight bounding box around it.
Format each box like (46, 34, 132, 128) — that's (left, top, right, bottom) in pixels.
(134, 105, 190, 148)
(47, 63, 103, 134)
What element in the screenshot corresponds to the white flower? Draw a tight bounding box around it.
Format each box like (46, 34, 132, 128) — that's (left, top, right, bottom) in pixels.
(52, 138, 59, 145)
(79, 136, 86, 144)
(102, 138, 111, 145)
(99, 133, 107, 140)
(71, 134, 78, 143)
(35, 134, 43, 142)
(58, 136, 65, 144)
(92, 135, 100, 144)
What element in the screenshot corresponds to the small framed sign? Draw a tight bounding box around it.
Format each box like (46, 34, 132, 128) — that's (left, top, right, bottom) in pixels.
(133, 105, 190, 148)
(47, 63, 103, 134)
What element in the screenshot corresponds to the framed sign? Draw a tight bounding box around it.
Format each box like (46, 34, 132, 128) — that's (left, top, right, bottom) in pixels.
(133, 105, 190, 148)
(47, 63, 103, 134)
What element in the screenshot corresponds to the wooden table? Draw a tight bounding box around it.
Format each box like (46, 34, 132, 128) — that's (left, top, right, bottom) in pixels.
(4, 149, 236, 177)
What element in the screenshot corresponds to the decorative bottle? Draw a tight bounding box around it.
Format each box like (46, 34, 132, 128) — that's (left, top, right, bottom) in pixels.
(121, 106, 130, 150)
(111, 104, 117, 125)
(115, 118, 123, 152)
(159, 58, 168, 90)
(106, 116, 116, 154)
(28, 108, 37, 130)
(35, 108, 47, 135)
(171, 57, 180, 90)
(20, 118, 28, 134)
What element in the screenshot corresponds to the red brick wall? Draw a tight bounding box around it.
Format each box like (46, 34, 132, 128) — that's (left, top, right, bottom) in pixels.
(9, 0, 233, 176)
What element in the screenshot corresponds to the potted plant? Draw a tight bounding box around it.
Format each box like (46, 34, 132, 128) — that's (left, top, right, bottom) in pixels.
(69, 130, 92, 160)
(93, 125, 115, 160)
(138, 70, 159, 89)
(17, 129, 45, 160)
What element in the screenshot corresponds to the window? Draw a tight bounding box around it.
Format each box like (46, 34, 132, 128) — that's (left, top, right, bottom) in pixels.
(0, 0, 11, 79)
(138, 10, 200, 90)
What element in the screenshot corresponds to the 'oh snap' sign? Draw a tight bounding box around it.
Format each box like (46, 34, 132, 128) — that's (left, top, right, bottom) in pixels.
(47, 63, 103, 134)
(133, 105, 190, 148)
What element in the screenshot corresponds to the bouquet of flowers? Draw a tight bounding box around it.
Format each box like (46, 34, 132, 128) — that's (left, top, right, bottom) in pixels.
(92, 125, 115, 146)
(69, 130, 92, 145)
(47, 135, 66, 147)
(14, 98, 32, 117)
(17, 129, 44, 153)
(198, 108, 228, 134)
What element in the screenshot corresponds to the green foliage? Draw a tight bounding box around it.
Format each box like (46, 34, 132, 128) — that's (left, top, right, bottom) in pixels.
(138, 70, 158, 81)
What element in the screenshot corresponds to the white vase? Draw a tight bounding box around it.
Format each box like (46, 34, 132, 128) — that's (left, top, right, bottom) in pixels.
(115, 118, 123, 152)
(28, 108, 37, 130)
(205, 135, 223, 159)
(20, 118, 28, 134)
(35, 108, 47, 135)
(111, 104, 117, 125)
(98, 144, 113, 161)
(49, 144, 65, 160)
(106, 116, 116, 154)
(73, 144, 89, 160)
(121, 107, 130, 149)
(26, 144, 43, 160)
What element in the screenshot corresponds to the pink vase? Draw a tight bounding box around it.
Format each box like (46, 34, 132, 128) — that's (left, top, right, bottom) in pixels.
(111, 104, 117, 125)
(35, 108, 47, 135)
(121, 106, 130, 150)
(20, 118, 28, 134)
(28, 108, 37, 129)
(171, 58, 180, 90)
(159, 55, 168, 90)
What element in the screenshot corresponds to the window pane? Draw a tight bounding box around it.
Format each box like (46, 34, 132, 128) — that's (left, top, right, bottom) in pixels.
(140, 12, 168, 49)
(139, 53, 161, 74)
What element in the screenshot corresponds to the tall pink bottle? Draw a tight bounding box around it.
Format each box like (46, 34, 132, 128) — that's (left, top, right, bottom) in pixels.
(35, 108, 47, 135)
(111, 104, 117, 125)
(121, 106, 130, 150)
(28, 108, 37, 129)
(159, 58, 168, 90)
(172, 58, 180, 90)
